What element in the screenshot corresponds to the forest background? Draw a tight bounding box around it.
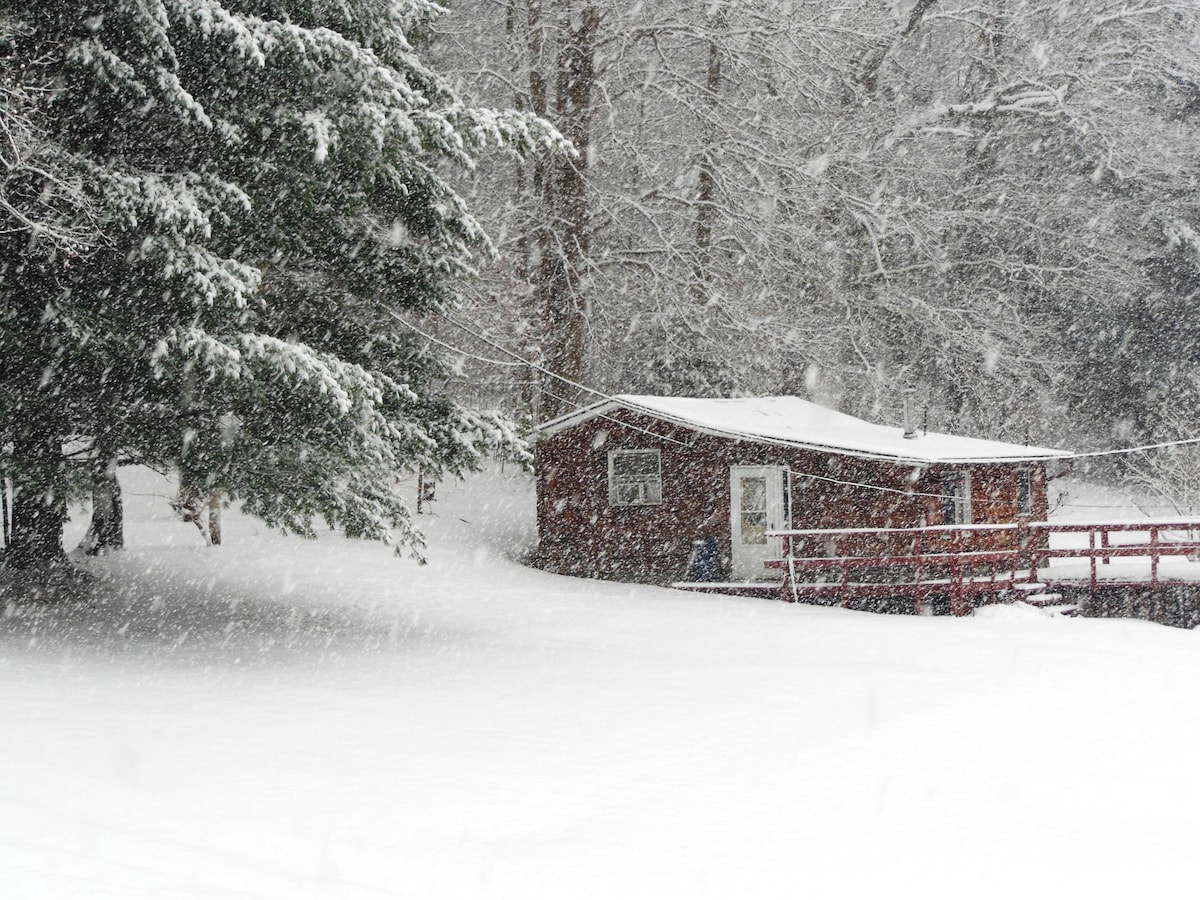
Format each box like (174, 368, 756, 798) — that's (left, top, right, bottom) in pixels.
(430, 0, 1200, 478)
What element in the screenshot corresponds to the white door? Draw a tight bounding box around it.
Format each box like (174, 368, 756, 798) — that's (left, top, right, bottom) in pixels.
(730, 466, 788, 581)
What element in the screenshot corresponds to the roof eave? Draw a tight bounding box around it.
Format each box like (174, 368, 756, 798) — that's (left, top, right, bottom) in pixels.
(534, 398, 621, 438)
(536, 397, 1071, 465)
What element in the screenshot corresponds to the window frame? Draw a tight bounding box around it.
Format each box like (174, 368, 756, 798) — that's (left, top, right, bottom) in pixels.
(1016, 467, 1033, 517)
(607, 449, 663, 507)
(942, 471, 972, 526)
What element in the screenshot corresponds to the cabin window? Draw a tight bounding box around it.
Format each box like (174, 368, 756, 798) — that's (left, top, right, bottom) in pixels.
(942, 471, 972, 525)
(608, 449, 662, 506)
(1016, 468, 1033, 517)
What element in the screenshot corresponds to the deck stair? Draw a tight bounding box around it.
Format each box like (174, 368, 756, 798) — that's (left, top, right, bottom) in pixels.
(1022, 592, 1065, 606)
(1012, 582, 1058, 604)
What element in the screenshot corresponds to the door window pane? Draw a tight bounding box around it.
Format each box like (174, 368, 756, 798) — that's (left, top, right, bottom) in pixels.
(740, 477, 768, 544)
(740, 477, 767, 512)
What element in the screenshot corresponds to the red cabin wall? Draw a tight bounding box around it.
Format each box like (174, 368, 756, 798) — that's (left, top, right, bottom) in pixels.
(535, 409, 1049, 584)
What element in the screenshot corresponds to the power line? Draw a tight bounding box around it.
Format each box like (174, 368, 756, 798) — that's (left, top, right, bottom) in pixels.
(1069, 436, 1200, 459)
(393, 310, 1003, 504)
(441, 312, 1200, 465)
(436, 309, 613, 407)
(389, 307, 692, 447)
(386, 309, 525, 368)
(391, 308, 1200, 507)
(536, 384, 692, 448)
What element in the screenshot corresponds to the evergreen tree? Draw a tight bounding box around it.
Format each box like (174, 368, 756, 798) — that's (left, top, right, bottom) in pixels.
(0, 0, 563, 571)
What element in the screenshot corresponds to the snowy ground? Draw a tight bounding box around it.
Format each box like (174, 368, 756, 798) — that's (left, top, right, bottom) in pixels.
(3, 468, 1200, 899)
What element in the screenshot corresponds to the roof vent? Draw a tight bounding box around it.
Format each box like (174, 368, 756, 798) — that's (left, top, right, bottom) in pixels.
(902, 394, 919, 439)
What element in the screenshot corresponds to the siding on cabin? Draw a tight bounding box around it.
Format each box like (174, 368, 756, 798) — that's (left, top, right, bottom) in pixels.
(535, 408, 1048, 584)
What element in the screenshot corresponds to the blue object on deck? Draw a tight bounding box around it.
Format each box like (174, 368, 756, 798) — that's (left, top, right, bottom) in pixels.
(687, 538, 720, 582)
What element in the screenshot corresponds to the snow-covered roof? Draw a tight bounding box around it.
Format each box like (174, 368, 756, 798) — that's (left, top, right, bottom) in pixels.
(537, 395, 1071, 465)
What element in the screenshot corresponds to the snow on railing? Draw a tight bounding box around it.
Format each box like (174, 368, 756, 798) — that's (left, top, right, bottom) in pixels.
(1028, 520, 1200, 594)
(766, 520, 1200, 616)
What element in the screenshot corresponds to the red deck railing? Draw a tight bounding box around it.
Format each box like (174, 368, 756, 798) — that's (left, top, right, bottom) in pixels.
(766, 520, 1200, 616)
(1029, 520, 1200, 594)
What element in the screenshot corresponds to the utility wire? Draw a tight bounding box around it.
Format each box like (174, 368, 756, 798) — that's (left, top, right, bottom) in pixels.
(394, 308, 1200, 508)
(536, 383, 692, 448)
(441, 310, 1200, 464)
(395, 309, 1002, 505)
(387, 309, 525, 368)
(436, 309, 612, 407)
(1067, 437, 1200, 459)
(388, 307, 692, 448)
(429, 310, 1071, 504)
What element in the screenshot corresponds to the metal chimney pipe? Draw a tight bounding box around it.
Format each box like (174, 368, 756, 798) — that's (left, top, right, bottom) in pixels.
(903, 393, 918, 439)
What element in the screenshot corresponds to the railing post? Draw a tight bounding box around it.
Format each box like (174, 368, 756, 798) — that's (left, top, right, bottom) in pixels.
(1028, 522, 1041, 586)
(1150, 526, 1160, 590)
(913, 528, 924, 615)
(951, 554, 963, 616)
(1089, 528, 1098, 594)
(1101, 528, 1111, 565)
(780, 533, 793, 603)
(950, 529, 964, 616)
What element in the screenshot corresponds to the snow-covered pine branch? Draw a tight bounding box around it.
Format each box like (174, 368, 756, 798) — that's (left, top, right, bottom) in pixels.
(1, 0, 563, 570)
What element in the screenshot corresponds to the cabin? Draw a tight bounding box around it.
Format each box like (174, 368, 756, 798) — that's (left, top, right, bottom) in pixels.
(534, 395, 1071, 585)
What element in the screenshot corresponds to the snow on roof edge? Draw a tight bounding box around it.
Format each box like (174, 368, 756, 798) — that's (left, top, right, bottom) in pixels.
(535, 394, 1072, 465)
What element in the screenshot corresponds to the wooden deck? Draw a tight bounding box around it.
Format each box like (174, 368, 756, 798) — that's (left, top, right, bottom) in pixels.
(676, 520, 1200, 616)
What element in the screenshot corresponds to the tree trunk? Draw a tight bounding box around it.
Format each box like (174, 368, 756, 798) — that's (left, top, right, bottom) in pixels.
(1, 473, 10, 549)
(857, 0, 941, 95)
(208, 490, 221, 546)
(537, 3, 599, 419)
(5, 428, 68, 569)
(173, 476, 223, 546)
(80, 459, 124, 555)
(691, 19, 724, 303)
